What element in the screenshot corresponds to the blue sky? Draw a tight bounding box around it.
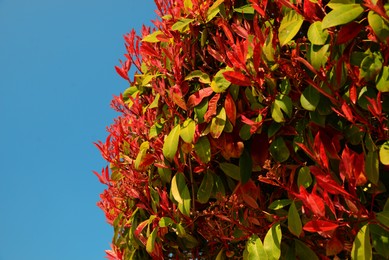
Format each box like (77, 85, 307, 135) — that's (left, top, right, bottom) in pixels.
(0, 1, 155, 259)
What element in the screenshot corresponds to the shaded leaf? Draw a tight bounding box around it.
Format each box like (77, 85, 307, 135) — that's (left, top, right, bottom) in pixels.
(220, 162, 240, 181)
(288, 201, 302, 237)
(376, 66, 389, 92)
(300, 85, 320, 111)
(270, 137, 290, 162)
(210, 107, 226, 138)
(297, 166, 312, 188)
(195, 136, 211, 163)
(197, 170, 214, 204)
(377, 211, 389, 228)
(365, 151, 379, 185)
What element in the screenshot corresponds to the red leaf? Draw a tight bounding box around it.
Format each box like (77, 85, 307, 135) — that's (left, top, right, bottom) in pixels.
(249, 0, 266, 17)
(231, 23, 248, 39)
(224, 92, 237, 125)
(314, 132, 329, 170)
(187, 87, 213, 108)
(299, 186, 326, 217)
(303, 220, 339, 232)
(336, 22, 364, 45)
(170, 85, 187, 110)
(341, 101, 354, 123)
(349, 84, 357, 104)
(223, 71, 251, 86)
(303, 0, 322, 21)
(310, 166, 353, 198)
(115, 66, 129, 80)
(204, 93, 220, 122)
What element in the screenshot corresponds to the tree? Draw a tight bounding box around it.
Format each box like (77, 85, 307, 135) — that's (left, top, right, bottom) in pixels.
(94, 0, 389, 259)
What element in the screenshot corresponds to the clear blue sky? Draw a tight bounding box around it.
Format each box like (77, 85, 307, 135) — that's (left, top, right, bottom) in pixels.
(0, 1, 155, 259)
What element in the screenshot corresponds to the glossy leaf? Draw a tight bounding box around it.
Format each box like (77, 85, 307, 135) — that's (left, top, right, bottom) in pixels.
(180, 118, 196, 143)
(322, 4, 364, 29)
(271, 94, 292, 123)
(307, 22, 329, 45)
(297, 166, 312, 188)
(197, 170, 214, 204)
(270, 137, 290, 162)
(171, 172, 191, 216)
(351, 224, 372, 260)
(300, 85, 320, 111)
(163, 125, 181, 161)
(219, 162, 240, 181)
(210, 107, 226, 138)
(376, 66, 389, 92)
(279, 9, 304, 46)
(194, 136, 211, 163)
(211, 68, 232, 93)
(365, 151, 379, 185)
(288, 201, 302, 237)
(244, 235, 267, 260)
(263, 223, 282, 260)
(303, 220, 339, 232)
(172, 18, 195, 32)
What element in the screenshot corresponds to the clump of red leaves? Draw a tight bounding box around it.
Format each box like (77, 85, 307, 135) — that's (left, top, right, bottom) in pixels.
(95, 0, 389, 259)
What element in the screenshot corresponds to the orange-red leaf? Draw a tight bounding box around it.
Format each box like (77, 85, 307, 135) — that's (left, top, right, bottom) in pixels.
(303, 220, 339, 232)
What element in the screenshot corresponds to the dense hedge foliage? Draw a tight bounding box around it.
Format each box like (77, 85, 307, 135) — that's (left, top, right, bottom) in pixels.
(95, 0, 389, 259)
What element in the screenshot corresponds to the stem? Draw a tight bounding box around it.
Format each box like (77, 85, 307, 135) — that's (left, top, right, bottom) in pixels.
(188, 157, 196, 214)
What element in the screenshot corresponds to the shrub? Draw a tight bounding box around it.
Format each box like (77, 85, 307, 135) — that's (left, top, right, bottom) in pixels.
(94, 0, 389, 259)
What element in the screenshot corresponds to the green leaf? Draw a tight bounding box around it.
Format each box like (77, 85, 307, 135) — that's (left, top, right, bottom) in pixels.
(219, 162, 240, 181)
(268, 199, 292, 210)
(171, 173, 191, 216)
(297, 166, 313, 188)
(300, 85, 321, 111)
(207, 0, 224, 22)
(377, 211, 389, 228)
(194, 136, 211, 163)
(171, 18, 195, 32)
(370, 223, 389, 259)
(294, 239, 319, 260)
(211, 68, 232, 93)
(308, 43, 330, 70)
(134, 141, 149, 170)
(288, 201, 302, 237)
(234, 4, 255, 14)
(146, 228, 158, 254)
(360, 50, 383, 81)
(194, 99, 208, 124)
(239, 148, 252, 184)
(351, 224, 372, 260)
(263, 223, 282, 260)
(368, 11, 389, 42)
(212, 174, 226, 197)
(379, 141, 389, 165)
(244, 235, 268, 260)
(365, 151, 379, 185)
(180, 118, 196, 143)
(327, 0, 355, 10)
(197, 170, 214, 204)
(377, 66, 389, 92)
(270, 137, 290, 162)
(215, 249, 225, 260)
(271, 95, 292, 123)
(185, 70, 211, 84)
(158, 165, 172, 184)
(308, 21, 329, 45)
(142, 30, 163, 43)
(163, 124, 181, 161)
(210, 107, 226, 138)
(158, 217, 174, 227)
(278, 9, 304, 46)
(322, 4, 364, 29)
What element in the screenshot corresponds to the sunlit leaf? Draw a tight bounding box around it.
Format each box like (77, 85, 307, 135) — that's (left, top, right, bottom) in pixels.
(271, 94, 292, 123)
(268, 199, 292, 210)
(376, 66, 389, 92)
(307, 21, 329, 45)
(297, 166, 312, 188)
(244, 235, 267, 260)
(146, 228, 158, 254)
(368, 11, 389, 42)
(142, 30, 163, 43)
(180, 118, 196, 143)
(351, 224, 372, 260)
(263, 223, 282, 260)
(210, 107, 226, 138)
(322, 4, 364, 29)
(185, 70, 211, 84)
(300, 85, 320, 111)
(163, 124, 181, 161)
(211, 68, 232, 93)
(172, 18, 195, 32)
(278, 9, 304, 46)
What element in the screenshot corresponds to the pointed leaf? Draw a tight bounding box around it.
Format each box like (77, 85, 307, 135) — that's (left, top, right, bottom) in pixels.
(288, 201, 302, 237)
(295, 239, 319, 260)
(279, 9, 304, 46)
(377, 211, 389, 228)
(322, 4, 364, 29)
(263, 223, 282, 260)
(172, 18, 195, 32)
(351, 224, 372, 260)
(180, 119, 196, 143)
(303, 220, 339, 232)
(194, 136, 211, 163)
(146, 228, 158, 254)
(245, 235, 268, 260)
(268, 199, 292, 210)
(142, 30, 163, 43)
(366, 151, 379, 185)
(163, 125, 181, 161)
(187, 87, 213, 108)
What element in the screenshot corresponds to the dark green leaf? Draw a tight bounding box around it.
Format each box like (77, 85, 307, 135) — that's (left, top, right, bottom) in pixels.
(297, 166, 312, 188)
(194, 136, 211, 163)
(239, 148, 252, 184)
(288, 201, 302, 237)
(300, 85, 321, 111)
(377, 211, 389, 228)
(270, 137, 290, 162)
(295, 239, 319, 260)
(268, 199, 292, 210)
(370, 224, 389, 259)
(197, 170, 214, 204)
(219, 162, 240, 181)
(365, 151, 379, 185)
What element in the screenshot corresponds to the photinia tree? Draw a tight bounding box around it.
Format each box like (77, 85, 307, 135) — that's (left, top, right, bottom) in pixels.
(94, 0, 389, 259)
